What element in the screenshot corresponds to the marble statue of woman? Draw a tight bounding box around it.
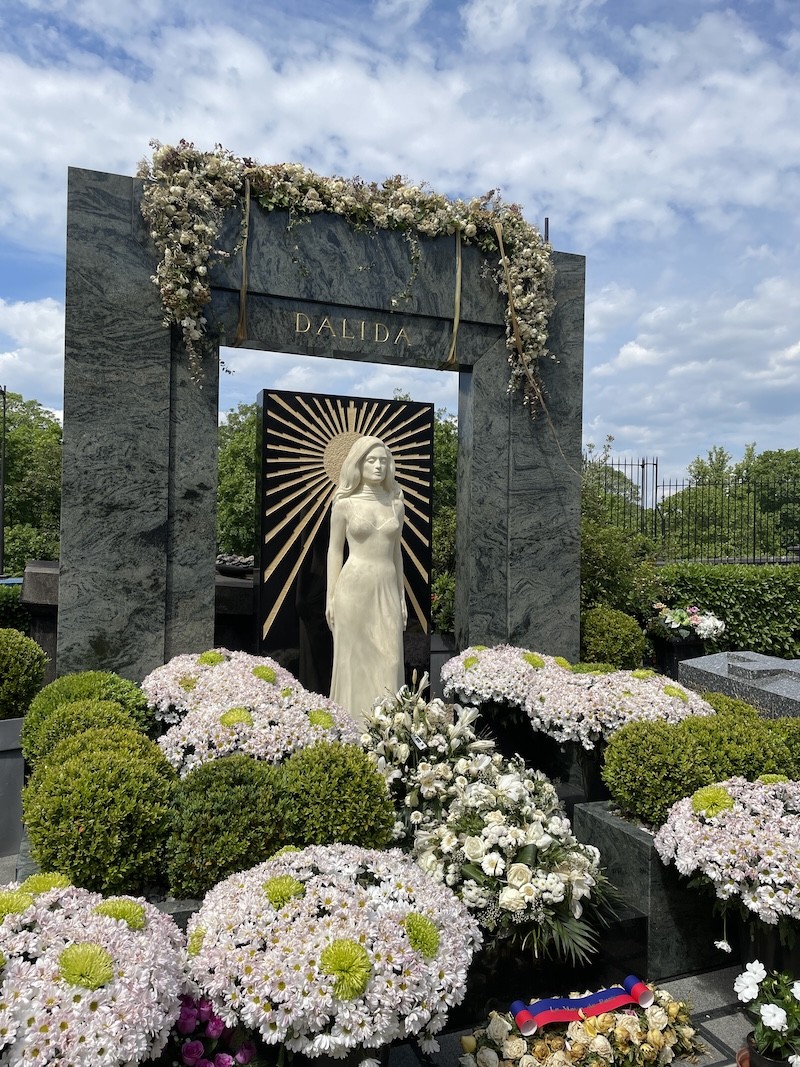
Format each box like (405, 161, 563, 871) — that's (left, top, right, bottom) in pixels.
(326, 436, 406, 726)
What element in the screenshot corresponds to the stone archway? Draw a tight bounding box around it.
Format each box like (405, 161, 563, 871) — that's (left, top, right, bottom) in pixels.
(58, 167, 585, 681)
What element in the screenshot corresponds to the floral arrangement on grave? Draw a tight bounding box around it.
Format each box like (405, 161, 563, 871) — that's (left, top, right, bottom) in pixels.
(137, 140, 556, 416)
(154, 993, 262, 1067)
(361, 677, 614, 964)
(655, 777, 800, 944)
(185, 843, 481, 1061)
(735, 960, 800, 1066)
(0, 875, 188, 1067)
(460, 979, 703, 1067)
(142, 649, 359, 775)
(648, 603, 726, 642)
(440, 645, 714, 751)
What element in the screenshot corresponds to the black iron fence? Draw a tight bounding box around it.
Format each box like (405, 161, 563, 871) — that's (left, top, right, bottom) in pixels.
(585, 456, 800, 563)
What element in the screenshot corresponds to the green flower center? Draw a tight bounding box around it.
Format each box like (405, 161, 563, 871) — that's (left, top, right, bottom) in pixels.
(522, 652, 545, 669)
(0, 890, 34, 923)
(308, 709, 334, 729)
(198, 650, 226, 666)
(554, 656, 572, 670)
(758, 773, 789, 784)
(20, 873, 71, 895)
(320, 938, 372, 1000)
(663, 684, 689, 703)
(631, 669, 656, 680)
(263, 875, 306, 909)
(691, 784, 734, 818)
(187, 928, 206, 957)
(281, 686, 293, 698)
(404, 913, 440, 959)
(253, 665, 277, 683)
(93, 899, 147, 930)
(219, 707, 254, 728)
(463, 656, 479, 671)
(179, 674, 198, 691)
(58, 943, 115, 990)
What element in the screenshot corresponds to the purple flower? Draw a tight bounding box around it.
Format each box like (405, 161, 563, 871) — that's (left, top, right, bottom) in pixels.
(235, 1041, 256, 1065)
(214, 1055, 235, 1067)
(178, 1006, 199, 1034)
(205, 1016, 226, 1040)
(197, 997, 214, 1022)
(181, 1040, 206, 1067)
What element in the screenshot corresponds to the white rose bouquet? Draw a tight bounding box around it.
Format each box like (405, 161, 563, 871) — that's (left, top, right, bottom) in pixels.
(362, 681, 615, 965)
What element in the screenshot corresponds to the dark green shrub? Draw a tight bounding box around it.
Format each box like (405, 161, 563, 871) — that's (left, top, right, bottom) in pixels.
(602, 706, 798, 826)
(167, 755, 285, 898)
(23, 670, 155, 752)
(22, 698, 138, 767)
(580, 607, 645, 669)
(280, 741, 395, 849)
(0, 627, 48, 719)
(659, 563, 800, 658)
(771, 717, 800, 768)
(580, 520, 664, 618)
(22, 726, 177, 893)
(0, 585, 30, 631)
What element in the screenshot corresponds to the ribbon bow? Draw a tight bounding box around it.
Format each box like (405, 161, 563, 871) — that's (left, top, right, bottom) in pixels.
(511, 975, 654, 1036)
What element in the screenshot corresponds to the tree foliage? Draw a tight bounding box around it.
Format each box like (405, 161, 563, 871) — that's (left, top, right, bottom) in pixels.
(1, 392, 62, 574)
(216, 402, 258, 556)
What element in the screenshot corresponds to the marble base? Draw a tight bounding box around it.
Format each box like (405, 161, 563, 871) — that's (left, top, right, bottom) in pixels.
(0, 718, 24, 856)
(573, 801, 732, 980)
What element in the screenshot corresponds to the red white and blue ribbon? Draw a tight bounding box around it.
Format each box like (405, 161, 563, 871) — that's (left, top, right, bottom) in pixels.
(510, 975, 654, 1036)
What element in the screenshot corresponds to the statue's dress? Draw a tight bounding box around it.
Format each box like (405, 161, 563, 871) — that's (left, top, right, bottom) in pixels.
(329, 496, 405, 725)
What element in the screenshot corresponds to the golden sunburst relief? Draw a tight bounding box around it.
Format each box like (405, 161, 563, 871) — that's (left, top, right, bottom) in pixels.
(259, 390, 434, 644)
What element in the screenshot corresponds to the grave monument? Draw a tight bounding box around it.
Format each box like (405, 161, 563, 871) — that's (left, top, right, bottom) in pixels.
(59, 165, 585, 682)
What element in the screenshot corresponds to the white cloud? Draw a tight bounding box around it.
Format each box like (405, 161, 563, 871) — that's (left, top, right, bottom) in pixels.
(0, 297, 65, 409)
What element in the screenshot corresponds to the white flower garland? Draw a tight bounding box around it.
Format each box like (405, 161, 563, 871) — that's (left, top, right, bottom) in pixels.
(137, 140, 556, 415)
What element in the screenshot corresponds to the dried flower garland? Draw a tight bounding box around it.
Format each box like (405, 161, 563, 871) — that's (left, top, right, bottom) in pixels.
(137, 139, 556, 415)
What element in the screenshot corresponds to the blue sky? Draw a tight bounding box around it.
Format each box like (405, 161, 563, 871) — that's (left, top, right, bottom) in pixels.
(0, 0, 798, 479)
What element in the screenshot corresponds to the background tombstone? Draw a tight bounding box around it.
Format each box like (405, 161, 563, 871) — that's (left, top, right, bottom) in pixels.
(59, 167, 585, 682)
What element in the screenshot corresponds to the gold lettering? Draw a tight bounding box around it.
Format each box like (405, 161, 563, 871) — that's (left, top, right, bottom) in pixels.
(374, 322, 390, 342)
(360, 320, 366, 340)
(295, 312, 311, 334)
(316, 317, 336, 336)
(393, 328, 410, 345)
(341, 318, 355, 340)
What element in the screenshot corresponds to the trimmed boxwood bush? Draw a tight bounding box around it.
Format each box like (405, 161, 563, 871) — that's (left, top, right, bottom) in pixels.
(280, 741, 395, 849)
(22, 670, 155, 753)
(0, 627, 48, 719)
(602, 703, 798, 826)
(167, 754, 285, 898)
(580, 606, 646, 669)
(22, 698, 139, 768)
(22, 726, 177, 893)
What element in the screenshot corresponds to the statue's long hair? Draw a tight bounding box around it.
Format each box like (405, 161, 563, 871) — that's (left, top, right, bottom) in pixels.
(335, 435, 403, 501)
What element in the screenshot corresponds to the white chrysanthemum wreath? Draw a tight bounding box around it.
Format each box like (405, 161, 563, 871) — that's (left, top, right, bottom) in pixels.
(137, 139, 556, 416)
(186, 843, 482, 1061)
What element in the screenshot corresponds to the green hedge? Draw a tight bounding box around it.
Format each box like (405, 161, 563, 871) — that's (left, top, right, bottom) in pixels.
(659, 563, 800, 658)
(0, 585, 30, 632)
(602, 700, 800, 826)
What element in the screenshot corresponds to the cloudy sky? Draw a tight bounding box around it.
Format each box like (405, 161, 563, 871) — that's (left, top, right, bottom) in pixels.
(0, 0, 798, 479)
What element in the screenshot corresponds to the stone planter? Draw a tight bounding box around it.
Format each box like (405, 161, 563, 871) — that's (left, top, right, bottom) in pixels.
(429, 633, 457, 700)
(650, 635, 705, 681)
(573, 801, 732, 980)
(0, 718, 24, 856)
